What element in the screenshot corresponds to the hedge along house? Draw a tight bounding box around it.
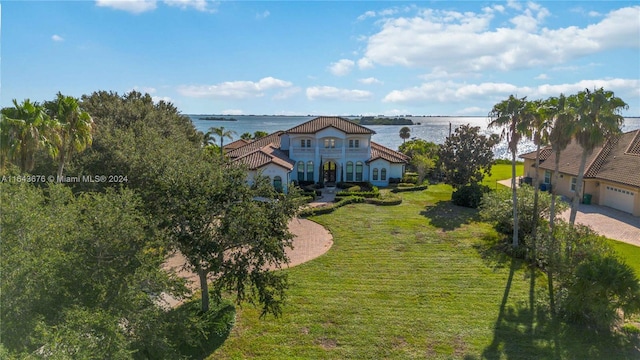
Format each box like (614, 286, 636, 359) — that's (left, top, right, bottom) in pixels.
(226, 116, 409, 192)
(519, 129, 640, 216)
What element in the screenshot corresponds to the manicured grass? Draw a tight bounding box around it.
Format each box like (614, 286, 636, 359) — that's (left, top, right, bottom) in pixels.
(482, 163, 524, 189)
(209, 186, 639, 359)
(610, 240, 640, 277)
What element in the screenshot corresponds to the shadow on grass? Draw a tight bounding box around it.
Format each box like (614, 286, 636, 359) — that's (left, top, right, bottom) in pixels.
(420, 201, 481, 231)
(135, 298, 236, 359)
(477, 241, 640, 360)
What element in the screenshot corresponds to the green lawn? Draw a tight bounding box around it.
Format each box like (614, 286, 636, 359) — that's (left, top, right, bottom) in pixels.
(482, 163, 524, 189)
(210, 186, 639, 359)
(611, 240, 640, 277)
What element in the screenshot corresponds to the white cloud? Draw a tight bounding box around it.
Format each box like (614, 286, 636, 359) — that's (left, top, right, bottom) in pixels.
(178, 77, 293, 98)
(383, 78, 639, 105)
(306, 86, 373, 101)
(357, 10, 376, 21)
(95, 0, 157, 14)
(272, 87, 301, 100)
(329, 59, 355, 76)
(52, 34, 64, 42)
(152, 96, 173, 104)
(357, 57, 374, 70)
(535, 73, 549, 80)
(358, 5, 640, 73)
(358, 77, 383, 85)
(164, 0, 215, 12)
(256, 10, 270, 19)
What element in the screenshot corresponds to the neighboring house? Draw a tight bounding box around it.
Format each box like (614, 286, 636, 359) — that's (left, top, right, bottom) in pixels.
(226, 116, 409, 191)
(520, 129, 640, 216)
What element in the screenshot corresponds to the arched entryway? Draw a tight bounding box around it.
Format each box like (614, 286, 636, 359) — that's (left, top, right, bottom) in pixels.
(323, 161, 337, 183)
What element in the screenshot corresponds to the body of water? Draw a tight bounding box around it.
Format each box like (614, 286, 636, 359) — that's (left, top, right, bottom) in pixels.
(188, 115, 640, 160)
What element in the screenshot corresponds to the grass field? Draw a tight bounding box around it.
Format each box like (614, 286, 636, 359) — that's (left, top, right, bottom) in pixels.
(209, 185, 639, 359)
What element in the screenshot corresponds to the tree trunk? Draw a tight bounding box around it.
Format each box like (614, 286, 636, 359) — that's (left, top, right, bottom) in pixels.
(531, 141, 541, 242)
(196, 263, 210, 313)
(549, 151, 561, 231)
(57, 150, 66, 179)
(569, 150, 589, 226)
(511, 150, 519, 248)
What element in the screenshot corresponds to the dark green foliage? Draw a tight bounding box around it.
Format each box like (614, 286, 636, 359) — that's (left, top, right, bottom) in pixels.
(562, 256, 640, 331)
(299, 196, 365, 216)
(451, 183, 490, 208)
(390, 184, 429, 193)
(438, 124, 499, 189)
(0, 182, 179, 357)
(480, 185, 568, 245)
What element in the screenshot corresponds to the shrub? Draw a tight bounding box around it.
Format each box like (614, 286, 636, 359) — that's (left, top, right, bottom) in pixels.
(298, 196, 364, 217)
(390, 184, 429, 193)
(561, 256, 640, 331)
(480, 185, 569, 244)
(365, 195, 402, 206)
(451, 183, 489, 208)
(401, 172, 418, 184)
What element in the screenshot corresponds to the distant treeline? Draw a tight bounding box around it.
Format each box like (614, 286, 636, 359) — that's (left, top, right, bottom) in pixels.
(351, 117, 414, 125)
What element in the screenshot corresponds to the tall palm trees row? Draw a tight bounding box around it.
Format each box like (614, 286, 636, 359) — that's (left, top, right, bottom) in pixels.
(1, 93, 94, 178)
(489, 88, 628, 248)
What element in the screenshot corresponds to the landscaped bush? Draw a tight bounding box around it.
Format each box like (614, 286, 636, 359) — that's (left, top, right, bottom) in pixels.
(365, 195, 402, 206)
(561, 255, 640, 331)
(337, 186, 380, 198)
(298, 196, 364, 217)
(391, 184, 429, 193)
(401, 172, 418, 184)
(451, 183, 490, 208)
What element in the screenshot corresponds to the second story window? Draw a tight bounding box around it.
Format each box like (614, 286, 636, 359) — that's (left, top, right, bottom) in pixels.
(300, 139, 311, 148)
(324, 138, 335, 148)
(349, 139, 360, 148)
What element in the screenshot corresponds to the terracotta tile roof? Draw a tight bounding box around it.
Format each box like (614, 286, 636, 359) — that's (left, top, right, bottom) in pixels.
(528, 129, 640, 188)
(286, 116, 374, 135)
(587, 130, 640, 187)
(367, 142, 410, 164)
(226, 131, 284, 158)
(223, 139, 250, 152)
(520, 147, 553, 161)
(234, 144, 295, 171)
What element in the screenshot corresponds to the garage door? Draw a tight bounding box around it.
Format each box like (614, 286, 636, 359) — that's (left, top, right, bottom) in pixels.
(602, 185, 635, 214)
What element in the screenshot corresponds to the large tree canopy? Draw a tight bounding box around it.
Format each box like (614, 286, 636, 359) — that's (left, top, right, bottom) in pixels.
(438, 124, 498, 189)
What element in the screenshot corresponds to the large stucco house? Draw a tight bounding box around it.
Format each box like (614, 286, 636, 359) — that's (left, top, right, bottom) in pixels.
(520, 129, 640, 216)
(225, 116, 409, 191)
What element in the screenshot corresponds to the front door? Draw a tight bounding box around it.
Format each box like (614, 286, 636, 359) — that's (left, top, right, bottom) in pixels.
(323, 161, 336, 183)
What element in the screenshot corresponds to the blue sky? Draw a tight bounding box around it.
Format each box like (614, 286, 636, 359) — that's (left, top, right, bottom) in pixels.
(2, 1, 639, 116)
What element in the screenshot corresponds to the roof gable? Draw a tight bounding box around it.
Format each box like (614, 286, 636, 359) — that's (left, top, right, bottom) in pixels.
(234, 144, 295, 171)
(286, 116, 374, 135)
(367, 142, 410, 164)
(226, 131, 284, 159)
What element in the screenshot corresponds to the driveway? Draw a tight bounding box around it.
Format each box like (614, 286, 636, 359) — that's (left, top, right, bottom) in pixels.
(498, 178, 640, 246)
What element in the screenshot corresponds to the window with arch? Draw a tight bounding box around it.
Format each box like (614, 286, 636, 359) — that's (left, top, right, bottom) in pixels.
(346, 161, 353, 181)
(355, 161, 363, 181)
(297, 161, 305, 181)
(307, 161, 314, 182)
(372, 168, 379, 181)
(273, 176, 283, 192)
(381, 168, 387, 181)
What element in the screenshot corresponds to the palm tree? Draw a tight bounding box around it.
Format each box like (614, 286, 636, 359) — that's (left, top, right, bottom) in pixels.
(568, 88, 627, 226)
(546, 94, 575, 231)
(489, 95, 529, 248)
(207, 126, 237, 157)
(45, 93, 94, 178)
(1, 99, 58, 172)
(240, 132, 253, 140)
(525, 99, 553, 240)
(399, 127, 411, 143)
